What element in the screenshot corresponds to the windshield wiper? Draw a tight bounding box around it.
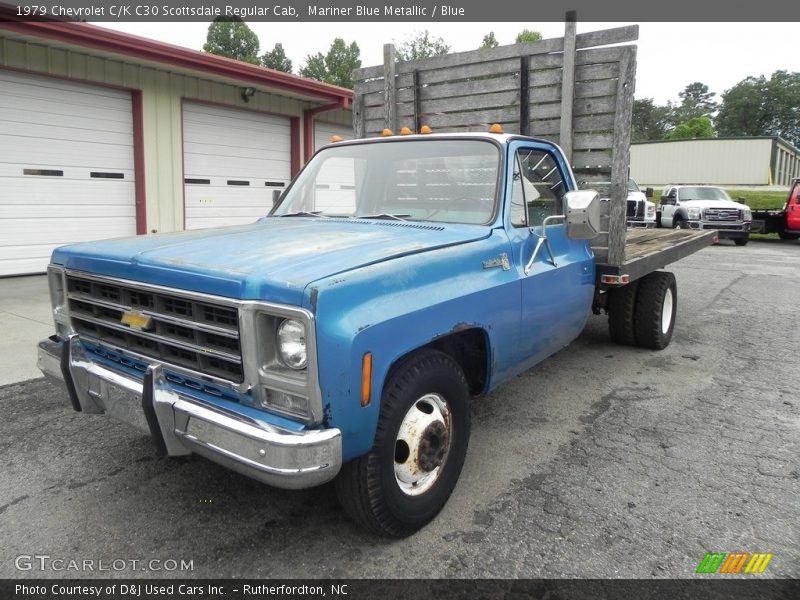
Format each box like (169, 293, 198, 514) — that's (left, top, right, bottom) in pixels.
(356, 213, 411, 221)
(276, 211, 327, 218)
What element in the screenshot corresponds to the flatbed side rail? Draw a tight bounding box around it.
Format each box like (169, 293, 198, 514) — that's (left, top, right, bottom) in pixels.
(595, 229, 715, 285)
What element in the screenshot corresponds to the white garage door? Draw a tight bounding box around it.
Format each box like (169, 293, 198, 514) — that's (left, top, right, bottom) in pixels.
(314, 121, 352, 151)
(183, 103, 291, 230)
(0, 71, 136, 276)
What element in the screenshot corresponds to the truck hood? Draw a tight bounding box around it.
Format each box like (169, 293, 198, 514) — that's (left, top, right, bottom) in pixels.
(52, 218, 491, 305)
(680, 199, 748, 210)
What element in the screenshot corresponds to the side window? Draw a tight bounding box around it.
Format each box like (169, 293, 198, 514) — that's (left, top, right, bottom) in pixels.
(509, 148, 565, 228)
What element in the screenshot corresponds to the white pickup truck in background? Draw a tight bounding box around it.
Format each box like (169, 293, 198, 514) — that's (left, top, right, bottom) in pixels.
(626, 178, 657, 228)
(658, 185, 753, 246)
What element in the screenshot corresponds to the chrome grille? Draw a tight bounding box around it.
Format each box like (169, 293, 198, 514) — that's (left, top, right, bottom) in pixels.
(66, 273, 243, 382)
(704, 208, 741, 221)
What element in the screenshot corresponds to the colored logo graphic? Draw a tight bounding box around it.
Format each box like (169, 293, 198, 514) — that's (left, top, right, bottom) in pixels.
(696, 552, 773, 574)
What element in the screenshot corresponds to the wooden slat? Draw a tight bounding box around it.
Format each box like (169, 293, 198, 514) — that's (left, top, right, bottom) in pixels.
(422, 108, 519, 128)
(571, 150, 613, 168)
(420, 75, 520, 101)
(573, 132, 614, 150)
(352, 25, 638, 81)
(606, 46, 637, 266)
(559, 16, 577, 162)
(418, 59, 521, 87)
(383, 44, 396, 132)
(357, 73, 412, 95)
(530, 63, 620, 89)
(419, 90, 521, 115)
(528, 85, 561, 103)
(353, 92, 364, 138)
(575, 79, 617, 99)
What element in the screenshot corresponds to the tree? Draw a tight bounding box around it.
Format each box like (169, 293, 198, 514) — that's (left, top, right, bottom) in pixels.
(672, 81, 717, 123)
(396, 30, 450, 61)
(716, 71, 800, 146)
(515, 29, 543, 43)
(632, 98, 674, 141)
(261, 43, 292, 73)
(203, 16, 260, 65)
(664, 116, 715, 140)
(299, 38, 361, 89)
(480, 32, 499, 49)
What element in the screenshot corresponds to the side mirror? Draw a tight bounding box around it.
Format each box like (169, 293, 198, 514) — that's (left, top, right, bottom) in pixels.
(272, 189, 283, 208)
(735, 197, 746, 204)
(564, 190, 601, 240)
(645, 187, 654, 198)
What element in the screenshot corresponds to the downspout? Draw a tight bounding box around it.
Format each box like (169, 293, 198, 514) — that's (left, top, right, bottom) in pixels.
(303, 97, 352, 163)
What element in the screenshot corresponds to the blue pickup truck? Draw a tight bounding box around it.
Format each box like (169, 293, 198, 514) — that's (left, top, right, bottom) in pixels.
(38, 132, 711, 536)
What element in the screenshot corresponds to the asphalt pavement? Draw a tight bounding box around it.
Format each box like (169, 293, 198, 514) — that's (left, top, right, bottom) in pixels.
(1, 238, 798, 579)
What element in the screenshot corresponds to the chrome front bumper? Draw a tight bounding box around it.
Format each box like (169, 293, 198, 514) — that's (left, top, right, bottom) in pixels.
(37, 335, 342, 489)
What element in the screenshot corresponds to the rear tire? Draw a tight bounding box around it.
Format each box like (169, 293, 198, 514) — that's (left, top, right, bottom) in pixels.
(608, 281, 639, 346)
(634, 271, 677, 350)
(335, 349, 470, 537)
(733, 236, 749, 246)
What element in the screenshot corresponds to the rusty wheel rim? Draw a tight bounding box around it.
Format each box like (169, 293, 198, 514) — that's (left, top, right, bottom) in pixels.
(393, 393, 452, 496)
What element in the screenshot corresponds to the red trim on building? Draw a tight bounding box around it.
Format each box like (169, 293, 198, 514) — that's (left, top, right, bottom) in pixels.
(303, 98, 352, 162)
(290, 117, 301, 177)
(131, 90, 147, 235)
(0, 11, 352, 104)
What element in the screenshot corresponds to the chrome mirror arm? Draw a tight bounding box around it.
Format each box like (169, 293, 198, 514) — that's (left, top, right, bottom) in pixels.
(524, 215, 565, 275)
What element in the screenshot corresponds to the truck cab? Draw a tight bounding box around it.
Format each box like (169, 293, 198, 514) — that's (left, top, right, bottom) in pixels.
(659, 185, 753, 245)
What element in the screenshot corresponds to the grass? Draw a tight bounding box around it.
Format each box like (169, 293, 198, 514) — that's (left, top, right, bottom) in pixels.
(722, 189, 790, 240)
(723, 189, 787, 210)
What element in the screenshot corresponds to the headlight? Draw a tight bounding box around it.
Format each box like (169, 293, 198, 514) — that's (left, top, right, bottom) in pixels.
(646, 204, 656, 217)
(276, 318, 307, 370)
(47, 265, 73, 337)
(686, 207, 702, 220)
(743, 208, 752, 221)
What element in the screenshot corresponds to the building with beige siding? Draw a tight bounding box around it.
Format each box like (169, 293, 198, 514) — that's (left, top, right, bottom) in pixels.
(630, 137, 800, 188)
(0, 13, 353, 276)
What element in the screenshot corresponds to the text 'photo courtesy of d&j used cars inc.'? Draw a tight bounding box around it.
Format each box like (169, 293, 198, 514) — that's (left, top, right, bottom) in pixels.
(0, 1, 798, 599)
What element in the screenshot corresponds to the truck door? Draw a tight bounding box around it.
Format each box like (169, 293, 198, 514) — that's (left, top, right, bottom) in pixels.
(505, 143, 595, 370)
(786, 181, 800, 231)
(660, 187, 678, 227)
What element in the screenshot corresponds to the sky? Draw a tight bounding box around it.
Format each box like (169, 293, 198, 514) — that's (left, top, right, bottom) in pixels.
(98, 21, 800, 105)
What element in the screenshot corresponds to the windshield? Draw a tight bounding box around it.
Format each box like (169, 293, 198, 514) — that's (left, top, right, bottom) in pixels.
(627, 178, 639, 192)
(272, 139, 500, 224)
(677, 187, 732, 201)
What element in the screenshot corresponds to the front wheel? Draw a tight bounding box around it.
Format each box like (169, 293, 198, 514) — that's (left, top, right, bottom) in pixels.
(634, 271, 677, 350)
(674, 218, 687, 229)
(335, 349, 471, 537)
(733, 236, 749, 246)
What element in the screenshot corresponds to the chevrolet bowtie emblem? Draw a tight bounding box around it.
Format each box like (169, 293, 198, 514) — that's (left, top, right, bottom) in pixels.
(482, 253, 511, 271)
(121, 310, 154, 331)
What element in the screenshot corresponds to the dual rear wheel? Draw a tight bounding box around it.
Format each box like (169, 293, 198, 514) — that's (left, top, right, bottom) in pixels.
(607, 271, 677, 350)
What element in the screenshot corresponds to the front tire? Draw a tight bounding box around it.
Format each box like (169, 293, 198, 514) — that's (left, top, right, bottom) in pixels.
(733, 236, 749, 246)
(778, 231, 800, 240)
(335, 349, 471, 537)
(674, 217, 687, 229)
(634, 271, 677, 350)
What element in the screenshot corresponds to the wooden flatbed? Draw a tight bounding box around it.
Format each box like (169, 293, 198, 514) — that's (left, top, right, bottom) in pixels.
(595, 229, 716, 283)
